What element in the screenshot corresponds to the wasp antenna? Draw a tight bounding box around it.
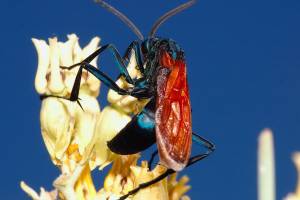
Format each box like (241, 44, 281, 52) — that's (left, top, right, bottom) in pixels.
(149, 0, 196, 38)
(94, 0, 144, 40)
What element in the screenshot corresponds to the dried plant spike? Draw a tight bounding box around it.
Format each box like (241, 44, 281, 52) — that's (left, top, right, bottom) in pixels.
(258, 128, 276, 200)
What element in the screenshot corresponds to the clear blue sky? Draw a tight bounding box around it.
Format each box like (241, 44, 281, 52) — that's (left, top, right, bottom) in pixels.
(0, 0, 300, 199)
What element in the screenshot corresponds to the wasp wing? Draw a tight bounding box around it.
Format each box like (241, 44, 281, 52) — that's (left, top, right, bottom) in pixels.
(155, 52, 192, 171)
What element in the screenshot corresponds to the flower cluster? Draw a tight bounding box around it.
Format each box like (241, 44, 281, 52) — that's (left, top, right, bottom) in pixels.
(21, 34, 190, 200)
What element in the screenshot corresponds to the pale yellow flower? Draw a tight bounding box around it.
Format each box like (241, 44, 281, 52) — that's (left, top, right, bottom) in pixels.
(32, 34, 101, 170)
(90, 106, 131, 170)
(27, 34, 102, 200)
(20, 181, 58, 200)
(96, 155, 190, 200)
(167, 174, 191, 200)
(22, 34, 191, 200)
(107, 50, 148, 114)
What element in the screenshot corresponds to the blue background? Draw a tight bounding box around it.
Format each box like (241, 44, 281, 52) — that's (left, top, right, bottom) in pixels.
(1, 0, 300, 199)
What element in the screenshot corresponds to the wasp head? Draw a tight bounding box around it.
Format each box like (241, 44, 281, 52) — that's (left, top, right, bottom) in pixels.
(141, 38, 184, 65)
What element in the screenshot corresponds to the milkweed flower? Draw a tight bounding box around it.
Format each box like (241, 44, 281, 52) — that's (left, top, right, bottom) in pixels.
(32, 34, 101, 170)
(22, 34, 191, 200)
(96, 155, 190, 200)
(29, 34, 102, 199)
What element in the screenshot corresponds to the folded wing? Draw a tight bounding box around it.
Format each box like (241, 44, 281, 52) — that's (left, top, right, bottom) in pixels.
(156, 52, 192, 171)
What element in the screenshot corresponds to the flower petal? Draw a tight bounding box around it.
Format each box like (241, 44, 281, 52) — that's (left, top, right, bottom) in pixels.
(91, 106, 131, 170)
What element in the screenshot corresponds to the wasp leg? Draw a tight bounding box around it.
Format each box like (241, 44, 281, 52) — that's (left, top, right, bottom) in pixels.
(118, 168, 174, 200)
(118, 153, 209, 200)
(41, 60, 152, 106)
(184, 133, 215, 169)
(39, 66, 86, 110)
(146, 134, 215, 170)
(192, 132, 215, 154)
(79, 62, 129, 94)
(117, 133, 215, 200)
(145, 133, 214, 170)
(61, 44, 134, 84)
(123, 40, 144, 75)
(148, 150, 158, 170)
(81, 62, 153, 99)
(40, 63, 130, 107)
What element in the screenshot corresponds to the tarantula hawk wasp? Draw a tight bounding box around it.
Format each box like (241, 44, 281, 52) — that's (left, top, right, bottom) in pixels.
(41, 0, 215, 199)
